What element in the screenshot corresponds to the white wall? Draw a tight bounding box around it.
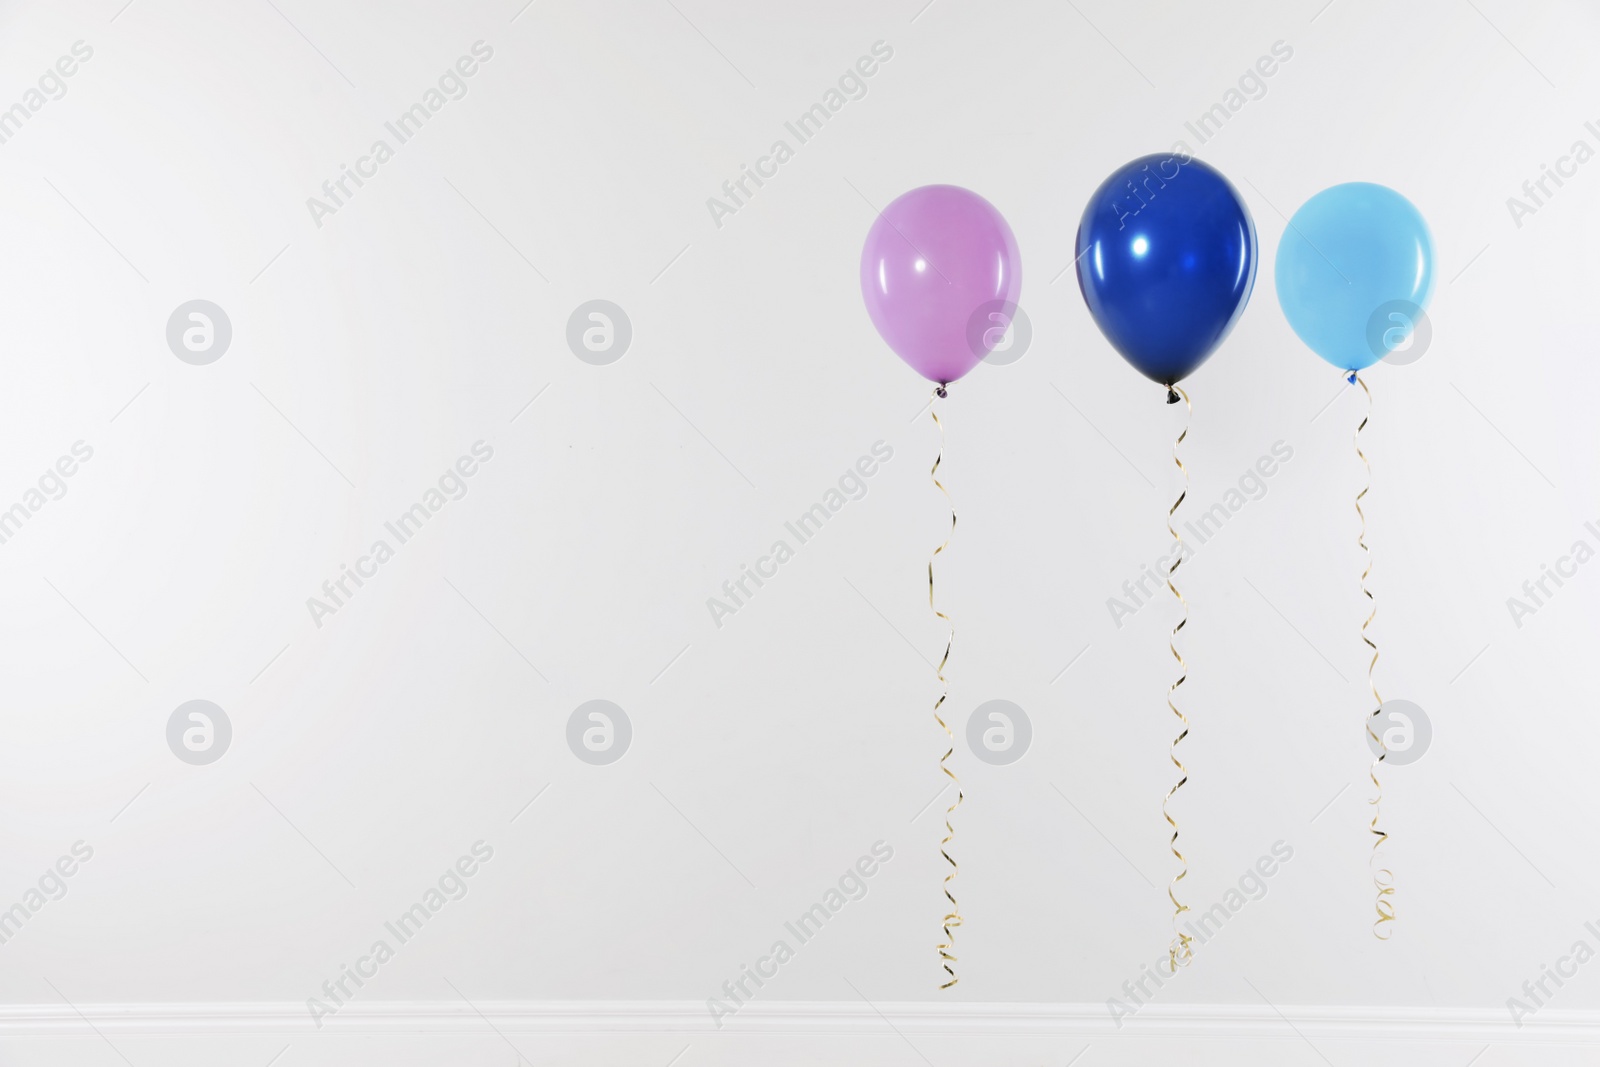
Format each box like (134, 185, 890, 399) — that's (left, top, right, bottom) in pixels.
(0, 0, 1597, 1061)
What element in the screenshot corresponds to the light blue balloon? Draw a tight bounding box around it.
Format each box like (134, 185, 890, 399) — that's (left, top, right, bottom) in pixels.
(1274, 183, 1435, 374)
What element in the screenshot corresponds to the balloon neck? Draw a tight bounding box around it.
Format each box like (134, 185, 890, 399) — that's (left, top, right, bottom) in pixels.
(1165, 388, 1180, 405)
(935, 385, 948, 399)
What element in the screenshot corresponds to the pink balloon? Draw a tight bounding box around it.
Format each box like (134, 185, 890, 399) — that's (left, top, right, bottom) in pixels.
(860, 185, 1022, 387)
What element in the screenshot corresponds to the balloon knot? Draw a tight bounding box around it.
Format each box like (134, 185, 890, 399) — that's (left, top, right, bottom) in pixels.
(1347, 371, 1357, 384)
(935, 385, 948, 399)
(1166, 388, 1180, 405)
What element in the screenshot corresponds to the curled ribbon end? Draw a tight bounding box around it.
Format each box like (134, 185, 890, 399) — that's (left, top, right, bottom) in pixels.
(1373, 866, 1396, 939)
(1168, 931, 1195, 973)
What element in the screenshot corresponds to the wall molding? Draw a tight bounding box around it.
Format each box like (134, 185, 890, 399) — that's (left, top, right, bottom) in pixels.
(0, 1001, 1589, 1040)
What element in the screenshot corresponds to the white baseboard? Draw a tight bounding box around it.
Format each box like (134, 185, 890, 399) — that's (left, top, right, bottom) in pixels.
(0, 1001, 1588, 1041)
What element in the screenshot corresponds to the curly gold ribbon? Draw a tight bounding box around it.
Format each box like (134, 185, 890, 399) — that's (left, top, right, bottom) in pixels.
(1354, 372, 1396, 938)
(1163, 385, 1195, 972)
(929, 385, 963, 989)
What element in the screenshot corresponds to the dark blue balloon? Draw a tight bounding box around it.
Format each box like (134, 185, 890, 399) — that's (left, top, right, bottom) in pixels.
(1076, 154, 1257, 388)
